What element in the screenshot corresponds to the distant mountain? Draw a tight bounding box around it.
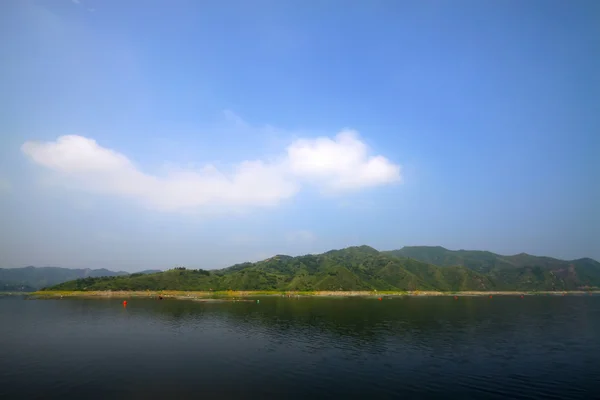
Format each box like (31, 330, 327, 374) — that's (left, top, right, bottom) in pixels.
(0, 267, 160, 292)
(46, 246, 600, 292)
(384, 246, 600, 290)
(384, 246, 505, 272)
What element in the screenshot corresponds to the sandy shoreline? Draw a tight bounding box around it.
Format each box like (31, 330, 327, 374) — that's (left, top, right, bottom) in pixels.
(30, 290, 600, 300)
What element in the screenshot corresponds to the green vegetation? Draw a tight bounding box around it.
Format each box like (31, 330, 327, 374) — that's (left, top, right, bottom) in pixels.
(385, 246, 600, 290)
(46, 246, 600, 292)
(0, 266, 160, 292)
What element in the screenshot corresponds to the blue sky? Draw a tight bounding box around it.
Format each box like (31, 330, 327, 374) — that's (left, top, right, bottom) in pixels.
(1, 0, 598, 271)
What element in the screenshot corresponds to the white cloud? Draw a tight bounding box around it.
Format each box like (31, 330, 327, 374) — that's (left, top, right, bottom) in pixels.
(71, 0, 80, 4)
(21, 128, 401, 213)
(287, 130, 401, 190)
(21, 135, 298, 212)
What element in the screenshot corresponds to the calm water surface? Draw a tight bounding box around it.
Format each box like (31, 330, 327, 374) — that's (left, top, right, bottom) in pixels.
(1, 296, 599, 399)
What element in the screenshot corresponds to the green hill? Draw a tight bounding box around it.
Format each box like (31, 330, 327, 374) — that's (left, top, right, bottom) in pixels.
(385, 246, 600, 290)
(0, 267, 161, 292)
(45, 246, 600, 292)
(384, 246, 501, 272)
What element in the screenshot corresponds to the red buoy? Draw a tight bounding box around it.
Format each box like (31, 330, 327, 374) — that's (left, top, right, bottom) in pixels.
(454, 296, 458, 300)
(489, 295, 492, 299)
(520, 295, 524, 299)
(123, 300, 127, 307)
(378, 297, 382, 301)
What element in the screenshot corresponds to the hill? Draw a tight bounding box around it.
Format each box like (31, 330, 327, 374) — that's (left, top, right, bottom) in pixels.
(46, 246, 600, 292)
(0, 267, 160, 292)
(385, 246, 600, 290)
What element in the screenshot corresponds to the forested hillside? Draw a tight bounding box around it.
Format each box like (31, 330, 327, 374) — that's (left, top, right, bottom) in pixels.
(47, 246, 600, 292)
(1, 267, 160, 291)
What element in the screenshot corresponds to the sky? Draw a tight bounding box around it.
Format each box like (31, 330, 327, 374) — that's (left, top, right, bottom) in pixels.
(1, 0, 598, 271)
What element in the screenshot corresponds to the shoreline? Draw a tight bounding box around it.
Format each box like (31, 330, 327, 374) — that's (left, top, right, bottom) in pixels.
(30, 290, 600, 300)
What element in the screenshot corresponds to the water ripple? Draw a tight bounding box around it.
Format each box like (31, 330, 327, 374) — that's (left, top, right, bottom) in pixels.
(1, 297, 600, 399)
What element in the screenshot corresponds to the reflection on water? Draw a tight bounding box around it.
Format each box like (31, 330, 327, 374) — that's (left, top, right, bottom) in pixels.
(1, 296, 599, 399)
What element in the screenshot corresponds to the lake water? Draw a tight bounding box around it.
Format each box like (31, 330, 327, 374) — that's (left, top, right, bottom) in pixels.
(1, 295, 599, 399)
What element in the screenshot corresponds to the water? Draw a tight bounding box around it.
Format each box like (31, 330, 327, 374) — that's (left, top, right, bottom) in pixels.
(1, 296, 599, 399)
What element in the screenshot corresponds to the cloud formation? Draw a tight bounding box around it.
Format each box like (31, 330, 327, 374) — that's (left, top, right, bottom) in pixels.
(288, 130, 401, 190)
(21, 130, 401, 212)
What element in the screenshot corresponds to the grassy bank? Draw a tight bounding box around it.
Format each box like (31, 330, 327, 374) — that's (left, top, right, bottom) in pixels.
(30, 289, 600, 300)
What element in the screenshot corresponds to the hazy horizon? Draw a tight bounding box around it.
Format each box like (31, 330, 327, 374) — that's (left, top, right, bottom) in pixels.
(1, 0, 598, 272)
(2, 243, 598, 272)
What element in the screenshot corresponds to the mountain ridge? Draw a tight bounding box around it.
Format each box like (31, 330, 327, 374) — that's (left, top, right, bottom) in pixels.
(46, 246, 600, 292)
(390, 245, 588, 262)
(0, 267, 162, 292)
